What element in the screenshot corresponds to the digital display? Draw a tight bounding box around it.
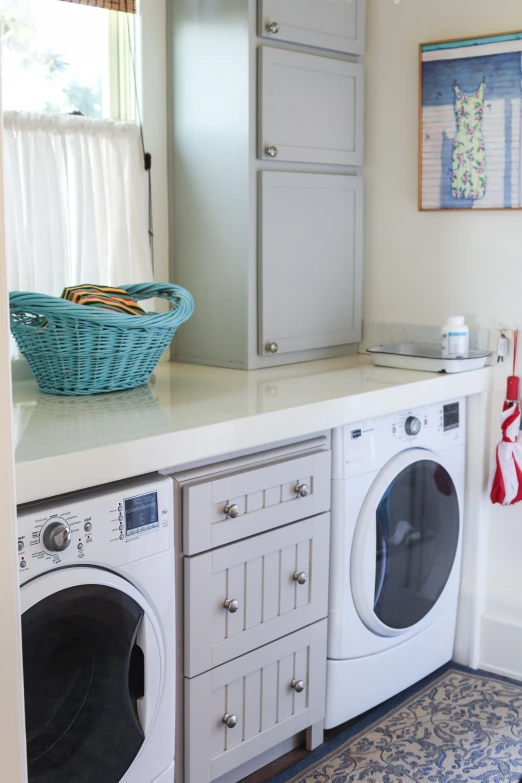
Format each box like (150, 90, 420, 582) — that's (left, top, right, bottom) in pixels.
(443, 402, 460, 432)
(124, 492, 159, 536)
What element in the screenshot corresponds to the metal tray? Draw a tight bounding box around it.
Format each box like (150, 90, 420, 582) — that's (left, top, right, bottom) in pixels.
(367, 343, 492, 374)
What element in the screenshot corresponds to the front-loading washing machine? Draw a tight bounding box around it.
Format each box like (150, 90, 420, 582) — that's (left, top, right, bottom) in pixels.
(17, 473, 176, 783)
(325, 399, 466, 729)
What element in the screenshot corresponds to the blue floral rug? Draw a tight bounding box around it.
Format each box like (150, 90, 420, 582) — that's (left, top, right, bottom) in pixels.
(277, 666, 522, 783)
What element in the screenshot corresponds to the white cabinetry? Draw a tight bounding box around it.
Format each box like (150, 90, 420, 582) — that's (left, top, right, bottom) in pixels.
(259, 48, 364, 166)
(170, 0, 365, 369)
(260, 0, 366, 54)
(169, 436, 332, 783)
(259, 172, 363, 356)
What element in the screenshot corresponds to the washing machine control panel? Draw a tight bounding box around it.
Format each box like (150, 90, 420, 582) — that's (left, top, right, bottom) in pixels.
(334, 398, 466, 479)
(17, 474, 174, 583)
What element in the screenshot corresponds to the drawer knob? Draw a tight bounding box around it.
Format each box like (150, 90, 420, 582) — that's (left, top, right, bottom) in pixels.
(265, 21, 280, 34)
(264, 146, 278, 159)
(293, 571, 308, 586)
(223, 713, 238, 729)
(295, 483, 310, 498)
(266, 342, 279, 354)
(224, 503, 240, 519)
(291, 679, 305, 693)
(224, 599, 240, 614)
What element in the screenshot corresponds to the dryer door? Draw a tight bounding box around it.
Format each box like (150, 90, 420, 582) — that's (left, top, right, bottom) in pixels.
(351, 449, 460, 637)
(21, 567, 162, 783)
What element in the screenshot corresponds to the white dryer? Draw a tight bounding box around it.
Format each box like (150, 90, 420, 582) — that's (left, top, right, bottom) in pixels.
(326, 399, 466, 729)
(17, 474, 176, 783)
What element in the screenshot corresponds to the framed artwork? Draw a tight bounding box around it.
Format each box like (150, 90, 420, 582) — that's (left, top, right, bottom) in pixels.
(419, 31, 522, 211)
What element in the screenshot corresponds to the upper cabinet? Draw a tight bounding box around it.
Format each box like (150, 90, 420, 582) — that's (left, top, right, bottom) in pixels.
(260, 0, 366, 55)
(259, 171, 363, 357)
(259, 47, 364, 166)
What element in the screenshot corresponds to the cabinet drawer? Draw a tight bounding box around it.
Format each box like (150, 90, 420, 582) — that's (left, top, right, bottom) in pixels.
(259, 171, 363, 356)
(185, 620, 327, 783)
(185, 514, 330, 677)
(259, 47, 364, 166)
(183, 449, 331, 555)
(259, 0, 366, 55)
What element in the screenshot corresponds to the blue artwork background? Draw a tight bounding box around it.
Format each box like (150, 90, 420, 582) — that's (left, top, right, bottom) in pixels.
(422, 52, 521, 208)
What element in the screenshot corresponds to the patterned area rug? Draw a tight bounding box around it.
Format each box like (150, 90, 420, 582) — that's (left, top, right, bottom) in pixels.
(282, 668, 522, 783)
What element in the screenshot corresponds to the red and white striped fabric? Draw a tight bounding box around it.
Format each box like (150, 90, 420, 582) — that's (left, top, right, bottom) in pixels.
(490, 402, 522, 506)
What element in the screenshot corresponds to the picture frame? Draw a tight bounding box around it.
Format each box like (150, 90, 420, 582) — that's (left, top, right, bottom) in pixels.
(419, 31, 522, 211)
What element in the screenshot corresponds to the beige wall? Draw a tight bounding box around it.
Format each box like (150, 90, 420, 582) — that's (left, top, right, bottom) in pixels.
(365, 0, 522, 326)
(366, 0, 522, 678)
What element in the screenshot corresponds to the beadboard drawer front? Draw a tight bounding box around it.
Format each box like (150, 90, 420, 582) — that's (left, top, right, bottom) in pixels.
(182, 449, 331, 555)
(185, 620, 327, 783)
(259, 47, 364, 166)
(184, 514, 330, 677)
(259, 0, 366, 55)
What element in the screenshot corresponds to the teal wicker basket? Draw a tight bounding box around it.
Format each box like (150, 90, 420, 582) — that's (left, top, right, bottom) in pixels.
(9, 283, 194, 396)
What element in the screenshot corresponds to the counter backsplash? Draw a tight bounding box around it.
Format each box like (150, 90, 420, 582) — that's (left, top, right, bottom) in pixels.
(359, 322, 491, 354)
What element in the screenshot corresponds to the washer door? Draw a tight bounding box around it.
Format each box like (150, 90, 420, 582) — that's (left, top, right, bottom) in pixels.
(21, 567, 162, 783)
(351, 449, 460, 637)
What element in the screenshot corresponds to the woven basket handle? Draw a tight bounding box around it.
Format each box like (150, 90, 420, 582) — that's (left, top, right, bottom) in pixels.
(9, 284, 194, 329)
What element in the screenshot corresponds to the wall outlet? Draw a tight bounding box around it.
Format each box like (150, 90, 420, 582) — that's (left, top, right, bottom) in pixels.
(494, 318, 522, 334)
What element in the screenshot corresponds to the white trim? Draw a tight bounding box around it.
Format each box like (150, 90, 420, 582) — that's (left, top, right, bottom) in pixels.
(135, 0, 169, 324)
(0, 65, 28, 782)
(422, 39, 522, 62)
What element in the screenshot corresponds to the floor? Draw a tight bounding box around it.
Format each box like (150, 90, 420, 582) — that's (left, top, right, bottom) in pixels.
(239, 713, 375, 783)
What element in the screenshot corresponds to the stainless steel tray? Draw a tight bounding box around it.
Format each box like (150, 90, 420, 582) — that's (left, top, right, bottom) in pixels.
(367, 343, 491, 373)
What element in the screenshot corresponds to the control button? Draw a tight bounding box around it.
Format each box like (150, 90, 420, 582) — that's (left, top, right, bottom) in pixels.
(119, 533, 124, 540)
(84, 522, 92, 533)
(43, 519, 72, 553)
(20, 560, 26, 569)
(405, 416, 422, 437)
(424, 418, 428, 426)
(119, 525, 124, 531)
(118, 515, 123, 522)
(118, 504, 122, 512)
(17, 540, 24, 553)
(392, 426, 396, 434)
(77, 542, 84, 551)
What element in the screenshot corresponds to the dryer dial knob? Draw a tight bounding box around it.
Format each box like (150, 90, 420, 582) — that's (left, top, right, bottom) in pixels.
(405, 416, 421, 437)
(43, 520, 72, 552)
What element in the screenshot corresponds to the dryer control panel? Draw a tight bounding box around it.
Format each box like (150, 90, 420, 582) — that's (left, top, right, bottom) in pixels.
(17, 474, 174, 583)
(332, 398, 466, 479)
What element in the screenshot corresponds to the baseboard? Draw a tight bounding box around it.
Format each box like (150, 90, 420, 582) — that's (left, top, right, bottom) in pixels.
(480, 615, 522, 682)
(211, 732, 305, 783)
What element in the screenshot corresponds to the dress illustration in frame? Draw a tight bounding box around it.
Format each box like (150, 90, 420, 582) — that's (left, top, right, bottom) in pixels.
(419, 31, 522, 210)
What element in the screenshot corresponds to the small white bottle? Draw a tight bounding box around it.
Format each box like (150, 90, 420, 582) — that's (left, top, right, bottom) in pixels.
(442, 316, 469, 357)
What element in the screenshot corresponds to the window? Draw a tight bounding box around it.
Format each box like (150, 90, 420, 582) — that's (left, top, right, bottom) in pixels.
(0, 0, 135, 120)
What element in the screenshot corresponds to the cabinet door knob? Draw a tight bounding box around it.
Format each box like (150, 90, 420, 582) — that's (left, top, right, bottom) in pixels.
(264, 146, 278, 158)
(291, 679, 305, 693)
(224, 503, 240, 518)
(295, 483, 310, 498)
(266, 342, 279, 354)
(293, 571, 308, 586)
(265, 21, 280, 34)
(224, 599, 239, 614)
(223, 713, 238, 729)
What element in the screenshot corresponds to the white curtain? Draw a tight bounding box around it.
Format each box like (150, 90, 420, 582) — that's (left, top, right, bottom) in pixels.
(3, 111, 153, 296)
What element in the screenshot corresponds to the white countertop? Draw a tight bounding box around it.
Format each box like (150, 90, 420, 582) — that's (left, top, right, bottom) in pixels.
(13, 355, 492, 505)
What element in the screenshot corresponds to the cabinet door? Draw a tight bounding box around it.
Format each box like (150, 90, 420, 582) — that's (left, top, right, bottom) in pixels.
(260, 0, 366, 55)
(183, 448, 331, 555)
(259, 47, 364, 166)
(184, 514, 330, 677)
(259, 171, 363, 356)
(185, 621, 327, 783)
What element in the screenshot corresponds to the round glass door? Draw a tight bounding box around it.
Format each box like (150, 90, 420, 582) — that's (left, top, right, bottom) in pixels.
(21, 570, 161, 783)
(351, 450, 460, 636)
